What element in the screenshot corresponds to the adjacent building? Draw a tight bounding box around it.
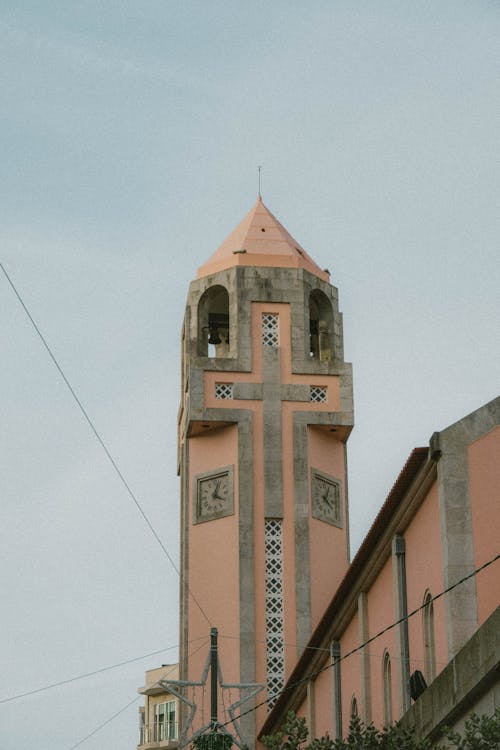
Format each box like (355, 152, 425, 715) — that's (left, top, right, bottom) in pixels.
(138, 665, 179, 749)
(259, 398, 500, 744)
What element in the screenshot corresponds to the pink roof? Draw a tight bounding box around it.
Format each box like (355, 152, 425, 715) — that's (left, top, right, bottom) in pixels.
(196, 197, 330, 281)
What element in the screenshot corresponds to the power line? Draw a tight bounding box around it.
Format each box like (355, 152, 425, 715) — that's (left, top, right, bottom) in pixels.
(0, 261, 211, 628)
(219, 633, 331, 654)
(66, 640, 209, 750)
(220, 633, 450, 665)
(68, 695, 141, 750)
(61, 550, 498, 749)
(0, 639, 205, 706)
(224, 552, 500, 727)
(2, 263, 498, 731)
(4, 550, 494, 737)
(67, 555, 493, 744)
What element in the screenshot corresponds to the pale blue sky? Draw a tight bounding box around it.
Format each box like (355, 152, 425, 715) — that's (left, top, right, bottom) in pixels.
(1, 3, 499, 748)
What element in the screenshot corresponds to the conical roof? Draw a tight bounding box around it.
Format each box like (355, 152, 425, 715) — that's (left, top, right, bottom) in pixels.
(196, 197, 329, 281)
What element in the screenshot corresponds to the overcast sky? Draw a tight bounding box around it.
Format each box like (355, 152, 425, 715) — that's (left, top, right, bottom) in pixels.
(1, 2, 499, 748)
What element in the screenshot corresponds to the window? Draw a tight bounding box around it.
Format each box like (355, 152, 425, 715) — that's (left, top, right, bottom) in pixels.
(382, 651, 392, 727)
(350, 695, 358, 718)
(309, 290, 333, 361)
(262, 313, 279, 347)
(422, 591, 436, 682)
(265, 519, 285, 708)
(215, 382, 233, 399)
(154, 700, 177, 741)
(309, 385, 327, 403)
(139, 710, 146, 745)
(198, 285, 230, 358)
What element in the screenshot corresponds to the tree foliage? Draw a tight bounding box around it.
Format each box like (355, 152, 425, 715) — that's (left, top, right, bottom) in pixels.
(192, 730, 233, 750)
(445, 711, 500, 750)
(261, 709, 500, 750)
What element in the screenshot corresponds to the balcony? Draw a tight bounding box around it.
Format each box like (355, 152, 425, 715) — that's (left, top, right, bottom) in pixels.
(138, 722, 179, 749)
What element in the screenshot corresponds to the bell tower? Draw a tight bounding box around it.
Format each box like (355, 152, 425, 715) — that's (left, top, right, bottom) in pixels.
(177, 198, 354, 745)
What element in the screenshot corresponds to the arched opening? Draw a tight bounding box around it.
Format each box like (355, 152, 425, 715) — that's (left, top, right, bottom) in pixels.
(198, 285, 230, 358)
(382, 651, 392, 727)
(309, 290, 333, 361)
(422, 590, 436, 682)
(350, 695, 358, 718)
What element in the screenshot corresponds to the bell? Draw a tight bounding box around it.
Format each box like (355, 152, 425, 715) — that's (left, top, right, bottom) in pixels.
(208, 328, 221, 345)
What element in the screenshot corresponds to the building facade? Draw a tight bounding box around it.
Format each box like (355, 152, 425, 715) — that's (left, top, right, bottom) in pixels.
(175, 197, 499, 748)
(259, 397, 500, 744)
(138, 665, 179, 749)
(177, 198, 353, 746)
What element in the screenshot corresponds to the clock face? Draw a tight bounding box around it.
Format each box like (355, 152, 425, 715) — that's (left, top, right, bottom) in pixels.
(194, 466, 234, 523)
(311, 470, 342, 527)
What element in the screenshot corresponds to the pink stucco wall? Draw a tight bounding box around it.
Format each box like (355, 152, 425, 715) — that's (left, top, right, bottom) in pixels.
(313, 658, 334, 738)
(188, 425, 240, 727)
(306, 426, 349, 629)
(339, 609, 360, 732)
(366, 556, 397, 727)
(468, 427, 500, 626)
(405, 480, 447, 682)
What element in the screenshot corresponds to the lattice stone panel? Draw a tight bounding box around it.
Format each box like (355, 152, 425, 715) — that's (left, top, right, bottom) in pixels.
(215, 382, 233, 400)
(265, 519, 285, 709)
(310, 385, 327, 403)
(262, 313, 279, 347)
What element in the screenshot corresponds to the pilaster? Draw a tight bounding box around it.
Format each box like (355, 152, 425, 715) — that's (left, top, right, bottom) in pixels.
(357, 592, 372, 724)
(392, 535, 410, 714)
(432, 397, 499, 660)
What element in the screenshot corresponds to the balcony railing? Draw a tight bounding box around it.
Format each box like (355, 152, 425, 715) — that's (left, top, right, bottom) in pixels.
(139, 721, 179, 746)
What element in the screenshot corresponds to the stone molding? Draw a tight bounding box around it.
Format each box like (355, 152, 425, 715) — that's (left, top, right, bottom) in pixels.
(434, 396, 500, 660)
(399, 605, 500, 742)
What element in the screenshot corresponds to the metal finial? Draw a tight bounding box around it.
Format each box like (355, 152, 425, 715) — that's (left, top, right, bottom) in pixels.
(258, 165, 262, 198)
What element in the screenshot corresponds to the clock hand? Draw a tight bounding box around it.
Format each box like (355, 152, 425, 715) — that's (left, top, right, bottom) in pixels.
(322, 486, 333, 509)
(212, 479, 222, 500)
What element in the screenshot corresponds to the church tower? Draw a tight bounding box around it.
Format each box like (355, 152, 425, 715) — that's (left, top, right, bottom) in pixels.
(177, 198, 354, 746)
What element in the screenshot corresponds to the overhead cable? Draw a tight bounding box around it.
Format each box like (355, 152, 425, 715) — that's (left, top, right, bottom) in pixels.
(219, 633, 331, 654)
(0, 261, 211, 628)
(224, 551, 500, 727)
(0, 639, 206, 706)
(65, 640, 209, 750)
(68, 695, 141, 750)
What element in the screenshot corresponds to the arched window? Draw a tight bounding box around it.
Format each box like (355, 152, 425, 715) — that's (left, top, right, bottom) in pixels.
(422, 591, 436, 682)
(350, 695, 358, 718)
(309, 290, 333, 361)
(197, 285, 230, 358)
(382, 651, 392, 727)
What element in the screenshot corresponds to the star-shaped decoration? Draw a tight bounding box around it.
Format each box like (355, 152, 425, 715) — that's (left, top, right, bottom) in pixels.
(160, 635, 264, 748)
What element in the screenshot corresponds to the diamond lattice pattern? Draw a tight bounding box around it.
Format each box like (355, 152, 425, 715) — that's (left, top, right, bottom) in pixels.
(262, 314, 279, 347)
(309, 385, 327, 403)
(265, 519, 285, 709)
(215, 383, 233, 400)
